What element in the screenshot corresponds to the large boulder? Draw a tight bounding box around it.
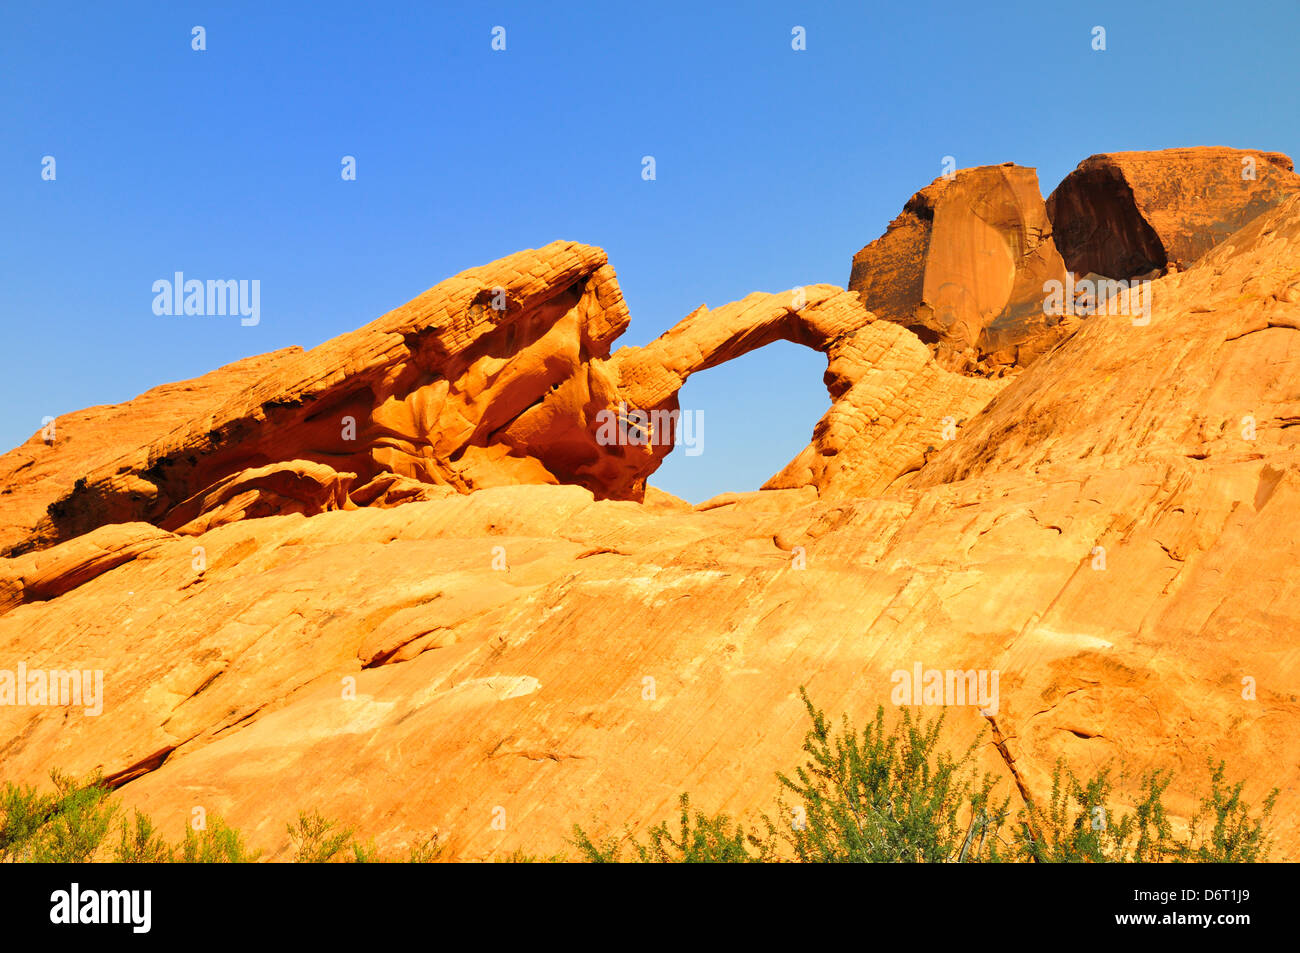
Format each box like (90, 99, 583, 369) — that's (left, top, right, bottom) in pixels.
(158, 460, 358, 536)
(914, 193, 1300, 488)
(0, 523, 175, 616)
(1046, 147, 1300, 278)
(848, 164, 1070, 373)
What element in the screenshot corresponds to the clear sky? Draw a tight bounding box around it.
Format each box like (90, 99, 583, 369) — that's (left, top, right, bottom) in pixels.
(3, 1, 1297, 502)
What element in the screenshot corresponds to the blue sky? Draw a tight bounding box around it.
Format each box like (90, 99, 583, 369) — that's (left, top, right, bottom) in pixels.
(3, 1, 1297, 501)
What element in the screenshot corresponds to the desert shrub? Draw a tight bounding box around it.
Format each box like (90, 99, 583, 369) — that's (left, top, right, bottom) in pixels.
(40, 771, 119, 862)
(349, 839, 381, 863)
(288, 809, 356, 863)
(0, 771, 119, 863)
(572, 689, 1277, 864)
(405, 831, 446, 863)
(758, 689, 1008, 862)
(114, 809, 176, 863)
(495, 848, 569, 863)
(179, 815, 261, 863)
(573, 793, 764, 863)
(1015, 756, 1277, 863)
(1015, 761, 1175, 862)
(0, 781, 57, 862)
(1181, 759, 1278, 862)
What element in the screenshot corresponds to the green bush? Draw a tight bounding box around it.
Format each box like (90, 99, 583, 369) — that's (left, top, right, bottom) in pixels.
(404, 831, 446, 863)
(39, 771, 119, 863)
(288, 810, 356, 863)
(0, 780, 58, 862)
(494, 848, 569, 863)
(571, 689, 1279, 864)
(1182, 759, 1278, 862)
(1014, 756, 1277, 863)
(1015, 760, 1174, 862)
(114, 809, 176, 863)
(573, 794, 765, 863)
(0, 771, 117, 862)
(178, 816, 261, 863)
(763, 689, 1009, 862)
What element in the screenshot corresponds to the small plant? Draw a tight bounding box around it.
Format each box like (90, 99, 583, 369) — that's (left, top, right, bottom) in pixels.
(1016, 756, 1278, 863)
(1016, 761, 1168, 862)
(0, 781, 58, 863)
(405, 831, 446, 863)
(23, 771, 118, 863)
(1182, 759, 1278, 862)
(114, 809, 175, 863)
(288, 810, 355, 863)
(179, 816, 261, 863)
(496, 847, 569, 863)
(763, 689, 1009, 862)
(573, 794, 765, 863)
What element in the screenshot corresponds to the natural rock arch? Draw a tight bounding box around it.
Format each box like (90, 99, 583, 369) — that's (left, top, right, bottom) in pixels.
(14, 249, 1001, 553)
(606, 285, 1001, 499)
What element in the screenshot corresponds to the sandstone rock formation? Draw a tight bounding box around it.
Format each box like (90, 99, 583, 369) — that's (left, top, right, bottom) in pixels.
(1046, 147, 1300, 278)
(0, 522, 175, 617)
(4, 246, 1003, 552)
(761, 317, 1003, 497)
(914, 192, 1300, 488)
(1, 148, 1297, 862)
(158, 460, 357, 536)
(6, 242, 643, 554)
(608, 286, 1005, 499)
(0, 349, 301, 556)
(847, 164, 1071, 373)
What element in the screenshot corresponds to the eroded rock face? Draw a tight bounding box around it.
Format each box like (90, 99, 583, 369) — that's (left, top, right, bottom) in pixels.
(0, 523, 175, 617)
(1046, 147, 1300, 278)
(914, 194, 1300, 488)
(159, 460, 358, 536)
(2, 149, 1298, 862)
(10, 242, 645, 553)
(0, 349, 302, 557)
(848, 164, 1070, 373)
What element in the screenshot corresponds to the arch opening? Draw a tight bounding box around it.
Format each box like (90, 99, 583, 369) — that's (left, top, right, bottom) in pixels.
(647, 340, 831, 504)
